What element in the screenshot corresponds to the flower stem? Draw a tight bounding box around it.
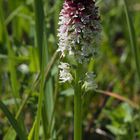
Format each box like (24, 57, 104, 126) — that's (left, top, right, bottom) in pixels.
(74, 69, 82, 140)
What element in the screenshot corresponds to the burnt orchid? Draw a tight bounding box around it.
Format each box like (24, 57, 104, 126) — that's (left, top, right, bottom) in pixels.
(58, 0, 101, 63)
(58, 0, 101, 140)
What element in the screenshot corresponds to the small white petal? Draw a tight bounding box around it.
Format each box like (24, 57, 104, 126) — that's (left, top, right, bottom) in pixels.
(58, 62, 73, 83)
(82, 72, 97, 91)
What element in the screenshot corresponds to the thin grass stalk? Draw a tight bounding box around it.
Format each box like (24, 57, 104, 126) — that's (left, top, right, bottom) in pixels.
(44, 80, 55, 140)
(10, 0, 20, 41)
(46, 74, 59, 138)
(54, 0, 62, 37)
(43, 1, 56, 137)
(123, 0, 140, 81)
(34, 0, 44, 66)
(34, 37, 46, 140)
(74, 67, 82, 140)
(28, 120, 36, 140)
(42, 35, 55, 139)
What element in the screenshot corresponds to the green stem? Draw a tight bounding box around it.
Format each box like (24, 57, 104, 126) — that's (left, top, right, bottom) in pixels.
(74, 69, 82, 140)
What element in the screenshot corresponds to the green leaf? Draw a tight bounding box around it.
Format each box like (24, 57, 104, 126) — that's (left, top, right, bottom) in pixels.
(4, 128, 16, 140)
(106, 125, 127, 135)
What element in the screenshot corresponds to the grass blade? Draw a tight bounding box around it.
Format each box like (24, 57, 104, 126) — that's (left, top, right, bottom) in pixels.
(34, 0, 44, 65)
(95, 89, 139, 109)
(123, 0, 140, 81)
(34, 0, 46, 139)
(0, 101, 27, 140)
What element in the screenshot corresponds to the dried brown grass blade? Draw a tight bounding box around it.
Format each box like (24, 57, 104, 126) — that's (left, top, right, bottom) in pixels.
(95, 89, 139, 109)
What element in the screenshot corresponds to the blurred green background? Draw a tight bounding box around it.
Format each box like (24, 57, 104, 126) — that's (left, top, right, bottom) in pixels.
(0, 0, 140, 140)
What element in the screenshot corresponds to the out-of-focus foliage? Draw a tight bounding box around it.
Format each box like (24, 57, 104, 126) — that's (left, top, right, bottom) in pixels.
(0, 0, 140, 140)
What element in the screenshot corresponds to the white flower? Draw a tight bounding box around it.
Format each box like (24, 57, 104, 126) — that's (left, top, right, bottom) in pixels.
(18, 64, 29, 74)
(82, 72, 97, 91)
(58, 62, 73, 83)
